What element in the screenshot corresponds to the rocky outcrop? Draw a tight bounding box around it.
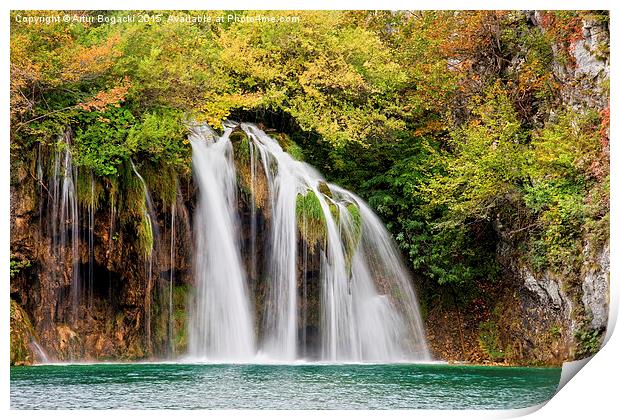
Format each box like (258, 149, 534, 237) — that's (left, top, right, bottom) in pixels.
(581, 244, 610, 331)
(9, 148, 194, 363)
(423, 232, 608, 365)
(10, 300, 37, 366)
(532, 11, 610, 111)
(495, 240, 577, 363)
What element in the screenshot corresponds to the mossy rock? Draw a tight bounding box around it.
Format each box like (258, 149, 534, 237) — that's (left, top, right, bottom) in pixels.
(137, 210, 154, 257)
(10, 300, 36, 366)
(76, 171, 105, 209)
(229, 125, 248, 145)
(276, 133, 304, 161)
(296, 190, 327, 251)
(328, 201, 340, 222)
(318, 181, 333, 198)
(296, 190, 363, 262)
(170, 284, 189, 355)
(142, 163, 178, 210)
(232, 131, 270, 212)
(150, 283, 189, 357)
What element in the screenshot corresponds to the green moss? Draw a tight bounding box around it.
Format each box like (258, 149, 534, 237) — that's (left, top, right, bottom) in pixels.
(171, 285, 189, 354)
(76, 171, 105, 209)
(107, 174, 119, 212)
(328, 202, 340, 223)
(142, 163, 178, 210)
(296, 190, 327, 250)
(137, 210, 154, 257)
(277, 133, 305, 161)
(150, 283, 190, 356)
(346, 202, 362, 241)
(233, 134, 252, 189)
(318, 181, 333, 198)
(115, 161, 155, 256)
(173, 308, 188, 353)
(117, 161, 144, 219)
(296, 190, 363, 263)
(236, 136, 252, 164)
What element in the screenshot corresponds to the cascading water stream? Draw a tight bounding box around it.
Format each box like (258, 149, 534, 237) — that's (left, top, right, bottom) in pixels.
(188, 122, 430, 362)
(130, 161, 160, 355)
(87, 172, 95, 310)
(168, 203, 176, 357)
(188, 125, 256, 361)
(247, 126, 299, 361)
(30, 340, 50, 364)
(108, 195, 116, 300)
(352, 196, 431, 359)
(48, 131, 81, 322)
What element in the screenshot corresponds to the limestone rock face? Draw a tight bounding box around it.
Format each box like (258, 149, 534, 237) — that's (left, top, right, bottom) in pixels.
(494, 240, 576, 363)
(522, 268, 570, 314)
(581, 244, 610, 331)
(573, 18, 610, 81)
(532, 11, 609, 111)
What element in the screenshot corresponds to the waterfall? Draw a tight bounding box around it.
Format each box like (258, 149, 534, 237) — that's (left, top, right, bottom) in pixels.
(130, 161, 160, 355)
(87, 172, 95, 310)
(248, 142, 258, 295)
(248, 126, 299, 360)
(48, 131, 81, 322)
(353, 198, 431, 359)
(168, 203, 176, 357)
(187, 122, 430, 362)
(108, 194, 116, 300)
(29, 340, 50, 364)
(188, 125, 256, 361)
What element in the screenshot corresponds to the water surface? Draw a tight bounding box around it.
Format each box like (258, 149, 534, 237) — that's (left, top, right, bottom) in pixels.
(10, 363, 560, 409)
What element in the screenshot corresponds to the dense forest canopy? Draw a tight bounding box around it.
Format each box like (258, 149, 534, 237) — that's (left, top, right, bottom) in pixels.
(10, 10, 609, 299)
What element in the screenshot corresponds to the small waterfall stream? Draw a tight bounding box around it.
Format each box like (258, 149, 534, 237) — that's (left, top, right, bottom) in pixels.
(30, 340, 50, 364)
(48, 131, 81, 322)
(87, 172, 95, 310)
(168, 203, 176, 357)
(188, 123, 430, 362)
(130, 161, 160, 355)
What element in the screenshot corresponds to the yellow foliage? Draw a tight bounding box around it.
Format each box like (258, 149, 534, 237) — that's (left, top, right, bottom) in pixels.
(61, 34, 121, 83)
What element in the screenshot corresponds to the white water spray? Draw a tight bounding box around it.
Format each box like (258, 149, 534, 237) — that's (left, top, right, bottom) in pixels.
(188, 125, 256, 360)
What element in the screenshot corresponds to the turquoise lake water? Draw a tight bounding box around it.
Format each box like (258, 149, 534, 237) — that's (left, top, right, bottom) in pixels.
(10, 363, 561, 409)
